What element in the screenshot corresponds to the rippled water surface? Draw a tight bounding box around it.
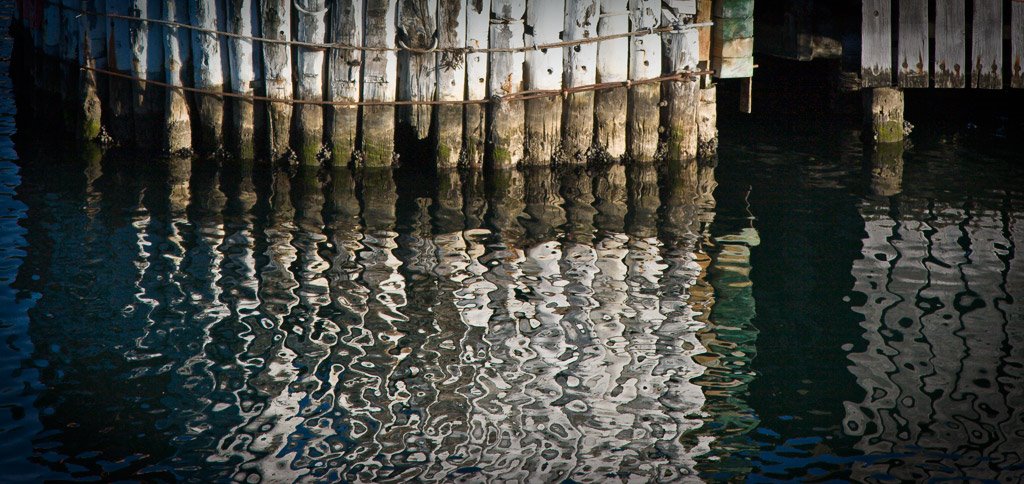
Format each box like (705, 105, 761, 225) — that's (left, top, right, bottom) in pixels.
(3, 11, 1024, 484)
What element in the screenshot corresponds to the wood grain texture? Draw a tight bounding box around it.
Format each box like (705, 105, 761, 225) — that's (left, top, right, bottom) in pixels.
(263, 0, 293, 160)
(489, 0, 526, 168)
(464, 0, 490, 168)
(562, 0, 599, 161)
(398, 0, 437, 139)
(436, 0, 466, 168)
(191, 0, 224, 153)
(664, 9, 699, 160)
(971, 0, 1002, 89)
(164, 0, 192, 153)
(595, 0, 628, 159)
(934, 0, 965, 88)
(328, 0, 361, 166)
(362, 0, 398, 167)
(861, 0, 892, 87)
(294, 0, 327, 165)
(627, 0, 660, 161)
(227, 0, 256, 159)
(898, 0, 928, 87)
(524, 0, 563, 164)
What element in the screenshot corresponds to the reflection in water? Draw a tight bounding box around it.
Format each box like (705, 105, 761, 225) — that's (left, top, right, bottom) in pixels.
(845, 191, 1024, 482)
(8, 156, 761, 481)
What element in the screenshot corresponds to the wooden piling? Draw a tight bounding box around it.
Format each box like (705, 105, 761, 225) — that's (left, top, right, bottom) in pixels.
(262, 0, 293, 160)
(595, 0, 628, 160)
(489, 0, 526, 168)
(58, 0, 79, 132)
(398, 0, 438, 139)
(869, 142, 904, 197)
(436, 0, 467, 168)
(971, 0, 1002, 89)
(191, 0, 224, 154)
(934, 0, 965, 88)
(864, 87, 904, 144)
(295, 0, 328, 165)
(464, 0, 490, 168)
(697, 85, 717, 160)
(131, 0, 163, 147)
(76, 0, 103, 142)
(362, 0, 398, 167)
(524, 0, 564, 165)
(627, 0, 661, 162)
(164, 0, 192, 154)
(107, 0, 134, 143)
(664, 8, 699, 161)
(563, 0, 599, 162)
(328, 0, 361, 167)
(227, 0, 257, 160)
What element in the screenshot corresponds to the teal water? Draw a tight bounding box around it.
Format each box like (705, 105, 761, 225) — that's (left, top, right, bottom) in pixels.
(2, 11, 1024, 484)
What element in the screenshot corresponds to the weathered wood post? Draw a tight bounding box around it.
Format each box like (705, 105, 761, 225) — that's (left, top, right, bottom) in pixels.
(489, 0, 526, 168)
(131, 0, 164, 147)
(295, 0, 328, 165)
(227, 0, 258, 159)
(436, 0, 467, 168)
(595, 0, 628, 159)
(563, 0, 599, 162)
(864, 87, 905, 144)
(1014, 1, 1024, 88)
(663, 3, 699, 160)
(327, 0, 361, 166)
(398, 0, 438, 139)
(523, 0, 563, 165)
(164, 0, 192, 153)
(76, 0, 104, 142)
(464, 0, 490, 167)
(58, 0, 79, 132)
(107, 0, 134, 143)
(697, 84, 717, 160)
(627, 0, 660, 162)
(362, 0, 398, 167)
(263, 0, 293, 160)
(191, 0, 225, 154)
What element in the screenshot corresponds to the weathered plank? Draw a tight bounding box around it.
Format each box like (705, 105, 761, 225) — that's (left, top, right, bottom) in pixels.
(398, 0, 437, 139)
(861, 0, 892, 87)
(362, 0, 398, 167)
(627, 0, 660, 162)
(524, 0, 564, 165)
(934, 0, 965, 88)
(295, 0, 328, 165)
(191, 0, 224, 154)
(664, 8, 699, 160)
(227, 0, 257, 159)
(595, 0, 628, 159)
(164, 0, 192, 153)
(489, 0, 526, 168)
(563, 0, 599, 162)
(465, 0, 490, 168)
(328, 0, 362, 166)
(1013, 0, 1023, 88)
(897, 0, 928, 87)
(971, 0, 1002, 89)
(436, 0, 467, 168)
(262, 0, 293, 160)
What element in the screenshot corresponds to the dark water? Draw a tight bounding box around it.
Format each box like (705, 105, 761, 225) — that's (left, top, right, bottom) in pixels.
(3, 13, 1024, 484)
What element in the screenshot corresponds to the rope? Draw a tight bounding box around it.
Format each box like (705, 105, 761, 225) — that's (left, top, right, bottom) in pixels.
(84, 65, 713, 106)
(51, 1, 711, 55)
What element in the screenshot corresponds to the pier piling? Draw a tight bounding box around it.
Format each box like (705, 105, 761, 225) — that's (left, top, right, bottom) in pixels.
(563, 0, 599, 162)
(328, 0, 362, 167)
(295, 0, 328, 165)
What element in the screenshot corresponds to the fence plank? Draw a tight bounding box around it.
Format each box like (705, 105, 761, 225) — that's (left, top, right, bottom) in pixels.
(971, 0, 1002, 89)
(897, 0, 928, 87)
(1012, 0, 1023, 88)
(464, 0, 490, 167)
(595, 0, 628, 159)
(328, 0, 362, 165)
(436, 0, 467, 168)
(362, 0, 398, 166)
(934, 0, 965, 88)
(861, 0, 891, 87)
